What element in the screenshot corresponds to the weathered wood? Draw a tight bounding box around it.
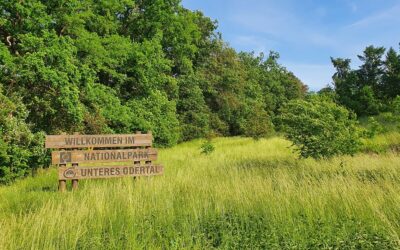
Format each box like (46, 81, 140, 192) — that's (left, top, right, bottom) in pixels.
(72, 180, 78, 190)
(45, 134, 152, 149)
(59, 180, 66, 192)
(51, 148, 158, 164)
(72, 163, 79, 190)
(145, 145, 152, 165)
(59, 163, 67, 192)
(58, 165, 164, 180)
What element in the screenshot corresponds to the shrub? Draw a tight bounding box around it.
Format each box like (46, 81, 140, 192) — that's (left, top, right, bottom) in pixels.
(279, 97, 361, 159)
(200, 140, 215, 155)
(241, 105, 273, 140)
(0, 87, 48, 184)
(363, 117, 385, 138)
(390, 96, 400, 115)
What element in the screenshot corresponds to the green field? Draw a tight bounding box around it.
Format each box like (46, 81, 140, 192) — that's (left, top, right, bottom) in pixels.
(0, 136, 399, 249)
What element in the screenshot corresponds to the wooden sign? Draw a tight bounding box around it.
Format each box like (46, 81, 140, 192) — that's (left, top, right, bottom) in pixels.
(51, 148, 157, 164)
(59, 165, 164, 180)
(45, 134, 152, 149)
(45, 132, 164, 192)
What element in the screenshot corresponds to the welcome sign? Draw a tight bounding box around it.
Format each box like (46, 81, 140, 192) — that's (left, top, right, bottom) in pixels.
(45, 134, 152, 149)
(46, 132, 163, 192)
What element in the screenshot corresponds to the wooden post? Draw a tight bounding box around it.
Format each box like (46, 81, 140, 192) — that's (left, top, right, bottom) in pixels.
(133, 131, 142, 180)
(71, 135, 79, 190)
(59, 163, 66, 192)
(145, 131, 152, 174)
(72, 163, 79, 191)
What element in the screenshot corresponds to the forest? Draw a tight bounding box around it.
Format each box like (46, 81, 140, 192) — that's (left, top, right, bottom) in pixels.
(0, 1, 399, 183)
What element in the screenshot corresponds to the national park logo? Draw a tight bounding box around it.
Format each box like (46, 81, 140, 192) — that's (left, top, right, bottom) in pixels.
(60, 151, 72, 164)
(63, 168, 76, 179)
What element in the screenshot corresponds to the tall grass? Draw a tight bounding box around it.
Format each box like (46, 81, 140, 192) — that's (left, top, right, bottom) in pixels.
(0, 137, 399, 249)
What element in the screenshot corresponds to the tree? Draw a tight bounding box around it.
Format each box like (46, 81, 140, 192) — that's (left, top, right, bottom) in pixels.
(0, 0, 309, 183)
(331, 45, 400, 115)
(279, 97, 361, 159)
(382, 47, 400, 99)
(357, 46, 386, 97)
(126, 91, 180, 147)
(177, 75, 210, 141)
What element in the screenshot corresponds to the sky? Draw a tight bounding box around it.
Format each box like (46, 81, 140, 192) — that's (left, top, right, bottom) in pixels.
(182, 0, 400, 91)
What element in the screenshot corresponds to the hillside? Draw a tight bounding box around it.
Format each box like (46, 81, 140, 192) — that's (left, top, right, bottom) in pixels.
(1, 136, 399, 249)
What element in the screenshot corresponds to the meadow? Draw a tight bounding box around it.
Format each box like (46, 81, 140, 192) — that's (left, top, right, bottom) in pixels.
(0, 136, 399, 249)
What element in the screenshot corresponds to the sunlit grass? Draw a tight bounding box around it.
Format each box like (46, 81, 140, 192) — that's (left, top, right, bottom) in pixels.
(0, 136, 399, 249)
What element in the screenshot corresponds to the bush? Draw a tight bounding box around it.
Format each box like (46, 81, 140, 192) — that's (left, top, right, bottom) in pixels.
(200, 140, 215, 155)
(363, 117, 385, 138)
(241, 105, 273, 140)
(390, 96, 400, 115)
(0, 87, 47, 184)
(279, 97, 361, 159)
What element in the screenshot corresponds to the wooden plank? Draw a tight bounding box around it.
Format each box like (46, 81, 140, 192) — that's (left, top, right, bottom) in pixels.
(45, 134, 152, 149)
(51, 148, 158, 164)
(58, 165, 164, 180)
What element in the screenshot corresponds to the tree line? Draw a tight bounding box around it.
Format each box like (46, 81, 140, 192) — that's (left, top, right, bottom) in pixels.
(281, 45, 400, 159)
(1, 0, 398, 184)
(0, 0, 305, 183)
(326, 45, 400, 115)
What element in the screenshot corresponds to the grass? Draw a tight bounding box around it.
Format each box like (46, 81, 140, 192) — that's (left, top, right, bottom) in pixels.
(0, 136, 399, 249)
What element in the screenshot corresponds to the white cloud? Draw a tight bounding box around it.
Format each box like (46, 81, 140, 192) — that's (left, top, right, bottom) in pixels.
(346, 4, 400, 29)
(184, 0, 400, 91)
(228, 2, 339, 51)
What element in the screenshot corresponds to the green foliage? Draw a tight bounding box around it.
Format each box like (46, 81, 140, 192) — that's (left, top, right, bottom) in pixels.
(331, 45, 400, 116)
(127, 91, 180, 147)
(363, 117, 385, 138)
(83, 83, 131, 134)
(279, 97, 361, 159)
(390, 96, 400, 115)
(177, 75, 210, 141)
(241, 104, 273, 140)
(0, 86, 47, 184)
(0, 0, 307, 182)
(200, 140, 215, 155)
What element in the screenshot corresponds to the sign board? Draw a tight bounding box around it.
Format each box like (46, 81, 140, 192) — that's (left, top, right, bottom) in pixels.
(45, 132, 163, 192)
(59, 165, 163, 180)
(45, 134, 152, 149)
(51, 148, 157, 164)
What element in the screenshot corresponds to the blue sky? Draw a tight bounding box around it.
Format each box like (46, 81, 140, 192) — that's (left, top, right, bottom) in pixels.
(182, 0, 400, 90)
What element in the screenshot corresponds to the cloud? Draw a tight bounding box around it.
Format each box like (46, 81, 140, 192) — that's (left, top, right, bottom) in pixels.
(183, 0, 400, 91)
(346, 4, 400, 29)
(228, 2, 339, 50)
